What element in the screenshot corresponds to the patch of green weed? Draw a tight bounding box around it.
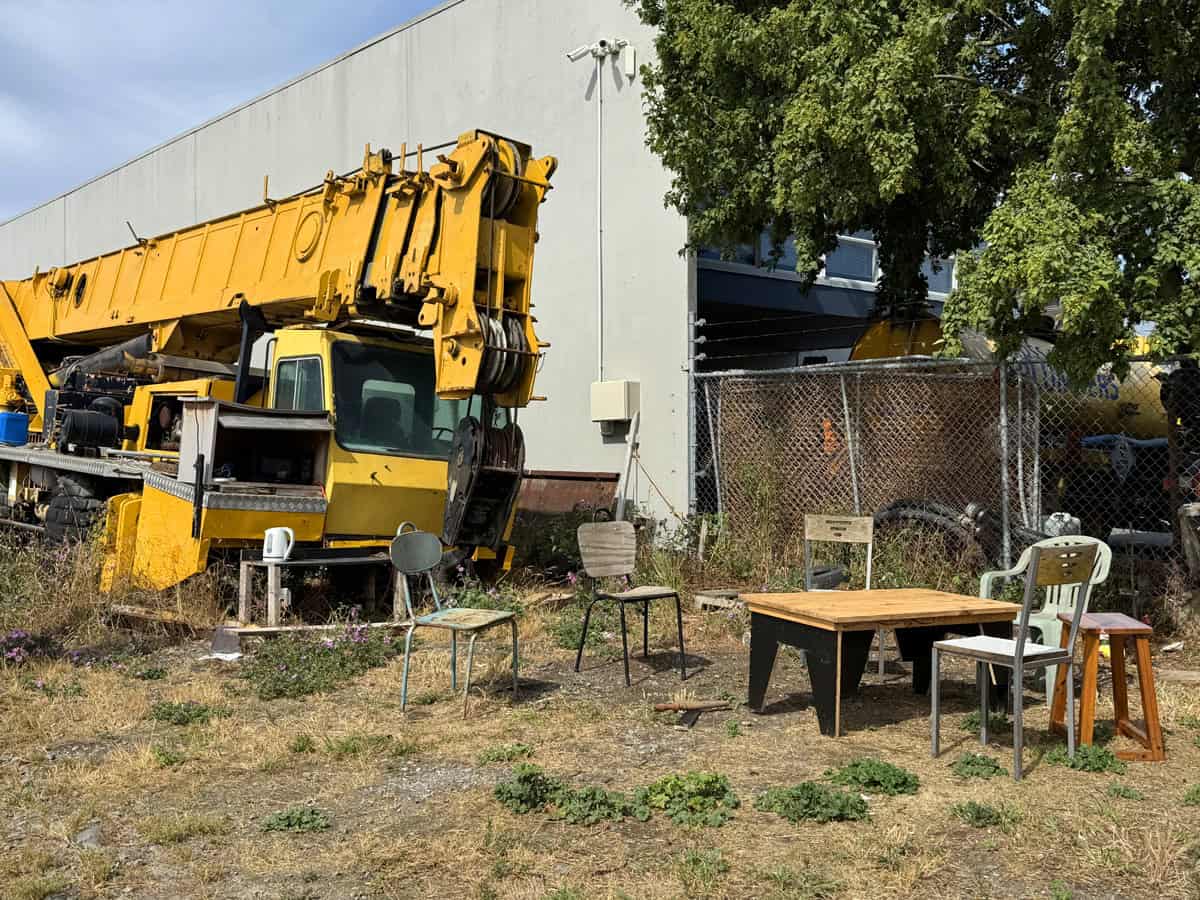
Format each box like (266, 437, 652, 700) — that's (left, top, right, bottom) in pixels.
(826, 758, 918, 795)
(1106, 782, 1143, 801)
(323, 733, 416, 759)
(726, 720, 741, 738)
(950, 752, 1006, 779)
(477, 743, 534, 765)
(759, 864, 841, 899)
(677, 849, 730, 893)
(633, 772, 740, 827)
(1043, 744, 1126, 774)
(1183, 784, 1200, 806)
(137, 813, 228, 844)
(754, 783, 868, 824)
(240, 627, 398, 700)
(961, 709, 1010, 734)
(951, 800, 1021, 831)
(289, 734, 316, 754)
(148, 701, 229, 726)
(261, 806, 330, 833)
(150, 745, 185, 768)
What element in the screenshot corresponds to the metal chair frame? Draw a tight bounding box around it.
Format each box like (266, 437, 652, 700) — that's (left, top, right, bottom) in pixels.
(391, 523, 518, 717)
(575, 521, 686, 687)
(979, 535, 1111, 710)
(803, 514, 889, 675)
(932, 537, 1099, 779)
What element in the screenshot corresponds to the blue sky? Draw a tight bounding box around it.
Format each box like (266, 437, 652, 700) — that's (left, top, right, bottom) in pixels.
(0, 0, 439, 222)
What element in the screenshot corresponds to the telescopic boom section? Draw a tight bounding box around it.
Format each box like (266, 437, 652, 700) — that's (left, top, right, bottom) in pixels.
(0, 129, 557, 417)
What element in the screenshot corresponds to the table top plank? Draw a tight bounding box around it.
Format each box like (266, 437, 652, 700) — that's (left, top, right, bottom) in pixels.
(740, 589, 1020, 632)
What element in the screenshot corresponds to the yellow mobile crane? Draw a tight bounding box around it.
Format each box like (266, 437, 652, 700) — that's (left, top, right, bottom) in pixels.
(0, 130, 556, 590)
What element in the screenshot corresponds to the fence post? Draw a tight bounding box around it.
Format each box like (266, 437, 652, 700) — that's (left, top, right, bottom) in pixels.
(840, 374, 861, 515)
(999, 361, 1012, 568)
(703, 379, 723, 516)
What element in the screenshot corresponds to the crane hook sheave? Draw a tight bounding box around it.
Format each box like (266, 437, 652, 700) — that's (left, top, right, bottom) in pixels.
(484, 138, 525, 220)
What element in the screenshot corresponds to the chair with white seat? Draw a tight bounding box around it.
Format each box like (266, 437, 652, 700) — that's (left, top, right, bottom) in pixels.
(575, 521, 686, 687)
(932, 538, 1100, 780)
(979, 535, 1111, 710)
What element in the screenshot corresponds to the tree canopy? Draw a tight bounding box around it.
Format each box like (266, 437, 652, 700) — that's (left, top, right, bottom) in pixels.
(630, 0, 1200, 380)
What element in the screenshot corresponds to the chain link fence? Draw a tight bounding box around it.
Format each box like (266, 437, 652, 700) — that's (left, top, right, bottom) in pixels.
(693, 356, 1200, 620)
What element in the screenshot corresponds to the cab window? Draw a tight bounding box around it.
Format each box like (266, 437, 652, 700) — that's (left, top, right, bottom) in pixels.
(274, 357, 324, 411)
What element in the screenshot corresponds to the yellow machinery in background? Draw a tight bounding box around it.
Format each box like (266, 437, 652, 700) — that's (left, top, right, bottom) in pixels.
(0, 130, 556, 590)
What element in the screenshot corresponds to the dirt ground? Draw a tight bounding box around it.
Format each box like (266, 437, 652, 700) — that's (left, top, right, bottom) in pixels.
(2, 603, 1199, 900)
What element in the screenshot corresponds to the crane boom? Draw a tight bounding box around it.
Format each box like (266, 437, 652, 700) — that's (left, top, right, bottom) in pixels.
(0, 130, 555, 416)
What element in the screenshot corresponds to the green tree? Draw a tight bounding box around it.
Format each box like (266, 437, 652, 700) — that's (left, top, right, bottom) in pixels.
(630, 0, 1200, 380)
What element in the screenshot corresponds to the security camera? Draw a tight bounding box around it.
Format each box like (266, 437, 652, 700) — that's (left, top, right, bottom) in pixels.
(566, 45, 591, 62)
(597, 39, 610, 52)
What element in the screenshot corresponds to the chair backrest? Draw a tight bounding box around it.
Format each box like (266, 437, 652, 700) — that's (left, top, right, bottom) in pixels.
(803, 514, 874, 590)
(390, 526, 444, 619)
(980, 535, 1111, 615)
(1014, 540, 1100, 665)
(577, 521, 636, 578)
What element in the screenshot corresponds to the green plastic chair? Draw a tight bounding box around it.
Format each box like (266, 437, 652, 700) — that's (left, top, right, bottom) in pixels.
(979, 535, 1111, 710)
(392, 524, 518, 717)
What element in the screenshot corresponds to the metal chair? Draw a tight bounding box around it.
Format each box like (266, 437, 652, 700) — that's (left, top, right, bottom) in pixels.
(575, 521, 686, 687)
(804, 514, 889, 675)
(979, 535, 1111, 710)
(932, 538, 1100, 779)
(391, 524, 518, 717)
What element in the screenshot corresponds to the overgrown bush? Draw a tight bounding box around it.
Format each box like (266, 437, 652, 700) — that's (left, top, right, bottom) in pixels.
(754, 783, 869, 823)
(240, 625, 398, 700)
(826, 758, 919, 795)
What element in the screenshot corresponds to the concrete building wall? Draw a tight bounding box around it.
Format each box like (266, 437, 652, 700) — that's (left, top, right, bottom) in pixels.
(0, 0, 692, 516)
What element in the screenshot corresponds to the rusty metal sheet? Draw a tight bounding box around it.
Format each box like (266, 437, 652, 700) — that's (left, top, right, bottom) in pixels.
(517, 469, 619, 515)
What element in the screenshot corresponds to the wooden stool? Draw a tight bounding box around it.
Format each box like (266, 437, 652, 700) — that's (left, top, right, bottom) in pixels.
(1049, 612, 1165, 761)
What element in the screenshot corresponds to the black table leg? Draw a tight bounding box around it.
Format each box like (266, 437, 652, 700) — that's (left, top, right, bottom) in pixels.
(748, 613, 780, 711)
(748, 614, 872, 736)
(894, 626, 947, 694)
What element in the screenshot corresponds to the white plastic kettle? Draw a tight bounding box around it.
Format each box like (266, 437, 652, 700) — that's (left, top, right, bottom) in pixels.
(263, 526, 295, 563)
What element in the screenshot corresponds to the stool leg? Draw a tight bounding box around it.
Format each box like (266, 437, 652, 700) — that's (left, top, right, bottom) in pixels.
(510, 618, 519, 701)
(450, 631, 458, 691)
(400, 625, 416, 712)
(1049, 626, 1070, 732)
(978, 661, 989, 747)
(642, 601, 649, 658)
(1066, 661, 1075, 758)
(674, 595, 687, 681)
(1134, 635, 1166, 761)
(462, 632, 479, 719)
(1079, 633, 1100, 746)
(1110, 635, 1129, 727)
(618, 602, 631, 687)
(931, 646, 941, 758)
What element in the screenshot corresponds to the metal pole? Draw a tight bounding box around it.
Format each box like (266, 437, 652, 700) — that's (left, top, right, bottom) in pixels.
(704, 380, 723, 516)
(1015, 368, 1030, 527)
(686, 311, 697, 515)
(595, 53, 605, 382)
(840, 374, 861, 515)
(999, 361, 1012, 568)
(615, 411, 641, 521)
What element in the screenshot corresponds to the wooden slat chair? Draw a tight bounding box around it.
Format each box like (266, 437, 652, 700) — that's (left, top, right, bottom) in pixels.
(804, 514, 889, 675)
(932, 538, 1100, 779)
(979, 535, 1111, 710)
(575, 521, 687, 687)
(391, 525, 518, 717)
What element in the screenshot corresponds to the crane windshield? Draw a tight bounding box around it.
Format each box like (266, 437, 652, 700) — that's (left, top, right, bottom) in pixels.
(330, 341, 462, 460)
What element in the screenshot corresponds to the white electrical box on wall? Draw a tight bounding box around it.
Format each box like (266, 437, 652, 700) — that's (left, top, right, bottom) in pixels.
(590, 379, 640, 422)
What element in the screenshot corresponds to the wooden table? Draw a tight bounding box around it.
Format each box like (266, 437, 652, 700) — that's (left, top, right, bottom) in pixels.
(742, 589, 1022, 736)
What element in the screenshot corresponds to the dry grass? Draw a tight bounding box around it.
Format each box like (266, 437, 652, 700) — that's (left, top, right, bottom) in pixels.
(1, 530, 1198, 898)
